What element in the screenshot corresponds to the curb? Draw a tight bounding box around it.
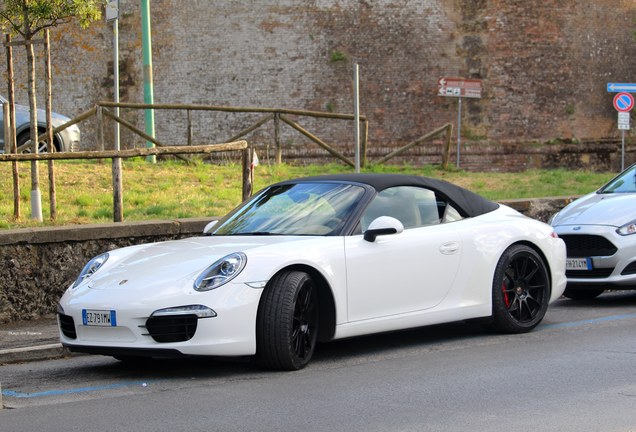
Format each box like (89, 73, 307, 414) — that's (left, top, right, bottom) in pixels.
(0, 344, 71, 365)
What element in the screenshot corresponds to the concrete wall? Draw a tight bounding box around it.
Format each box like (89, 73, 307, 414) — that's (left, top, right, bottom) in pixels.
(0, 197, 575, 324)
(1, 1, 635, 170)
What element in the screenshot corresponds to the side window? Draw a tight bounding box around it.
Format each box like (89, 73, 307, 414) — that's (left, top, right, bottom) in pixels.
(360, 186, 464, 231)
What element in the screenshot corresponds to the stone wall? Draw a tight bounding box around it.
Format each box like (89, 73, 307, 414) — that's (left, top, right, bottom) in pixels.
(1, 1, 635, 170)
(0, 198, 575, 324)
(287, 138, 629, 172)
(0, 218, 211, 324)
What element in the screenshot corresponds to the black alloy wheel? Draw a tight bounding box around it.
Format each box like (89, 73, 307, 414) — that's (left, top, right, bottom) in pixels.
(291, 281, 316, 361)
(491, 244, 551, 333)
(257, 270, 319, 370)
(17, 130, 58, 153)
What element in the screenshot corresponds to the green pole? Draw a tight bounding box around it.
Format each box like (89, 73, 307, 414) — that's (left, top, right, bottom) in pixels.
(141, 0, 156, 163)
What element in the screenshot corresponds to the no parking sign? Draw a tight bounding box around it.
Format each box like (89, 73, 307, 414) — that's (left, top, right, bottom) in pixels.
(608, 85, 634, 170)
(613, 92, 633, 130)
(613, 92, 634, 113)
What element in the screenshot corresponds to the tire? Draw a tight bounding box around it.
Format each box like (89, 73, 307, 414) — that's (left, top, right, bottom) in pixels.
(491, 244, 551, 333)
(17, 130, 57, 153)
(562, 286, 604, 300)
(256, 271, 319, 370)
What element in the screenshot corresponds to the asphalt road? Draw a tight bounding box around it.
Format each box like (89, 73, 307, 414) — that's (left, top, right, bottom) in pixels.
(2, 292, 636, 432)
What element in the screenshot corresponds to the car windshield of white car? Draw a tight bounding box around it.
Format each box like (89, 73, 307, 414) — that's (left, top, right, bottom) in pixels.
(600, 166, 636, 194)
(211, 182, 366, 236)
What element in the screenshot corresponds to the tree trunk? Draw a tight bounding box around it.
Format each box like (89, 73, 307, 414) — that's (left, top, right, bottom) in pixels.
(26, 41, 38, 190)
(23, 4, 42, 221)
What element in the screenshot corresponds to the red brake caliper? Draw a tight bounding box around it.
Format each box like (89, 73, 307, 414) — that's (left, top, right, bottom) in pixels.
(501, 281, 511, 307)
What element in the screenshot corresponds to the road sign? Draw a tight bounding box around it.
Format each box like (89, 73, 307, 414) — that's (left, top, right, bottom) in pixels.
(618, 112, 630, 130)
(613, 92, 634, 112)
(438, 77, 482, 99)
(106, 0, 119, 22)
(607, 83, 636, 93)
(438, 77, 483, 169)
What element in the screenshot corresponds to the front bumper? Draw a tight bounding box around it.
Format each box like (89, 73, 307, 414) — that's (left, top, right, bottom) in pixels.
(58, 283, 262, 357)
(58, 125, 80, 152)
(554, 224, 636, 289)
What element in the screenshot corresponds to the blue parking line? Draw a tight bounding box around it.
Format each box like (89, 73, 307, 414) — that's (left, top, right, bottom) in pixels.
(541, 312, 636, 330)
(2, 380, 154, 398)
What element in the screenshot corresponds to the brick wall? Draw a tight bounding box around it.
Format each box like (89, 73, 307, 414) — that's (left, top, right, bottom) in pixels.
(1, 1, 635, 170)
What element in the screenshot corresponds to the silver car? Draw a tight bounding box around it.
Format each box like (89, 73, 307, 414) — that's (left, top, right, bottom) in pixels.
(0, 94, 80, 153)
(551, 163, 636, 299)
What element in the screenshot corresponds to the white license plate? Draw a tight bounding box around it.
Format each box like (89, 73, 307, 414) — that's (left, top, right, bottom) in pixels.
(82, 309, 117, 327)
(566, 258, 592, 270)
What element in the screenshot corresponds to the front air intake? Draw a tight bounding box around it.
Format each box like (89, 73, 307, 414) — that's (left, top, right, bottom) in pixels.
(145, 315, 198, 343)
(58, 313, 77, 339)
(559, 235, 617, 257)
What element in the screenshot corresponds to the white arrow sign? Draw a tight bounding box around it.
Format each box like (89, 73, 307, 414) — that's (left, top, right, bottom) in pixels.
(608, 83, 636, 93)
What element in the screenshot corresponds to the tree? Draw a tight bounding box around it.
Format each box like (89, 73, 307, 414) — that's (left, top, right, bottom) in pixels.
(0, 0, 103, 220)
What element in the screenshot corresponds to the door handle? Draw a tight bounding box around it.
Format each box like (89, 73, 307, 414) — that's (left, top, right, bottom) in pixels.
(439, 241, 459, 255)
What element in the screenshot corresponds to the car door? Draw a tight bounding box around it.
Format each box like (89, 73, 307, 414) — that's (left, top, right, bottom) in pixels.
(344, 186, 463, 322)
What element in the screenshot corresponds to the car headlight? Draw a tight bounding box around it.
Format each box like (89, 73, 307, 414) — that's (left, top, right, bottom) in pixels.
(73, 253, 109, 288)
(617, 221, 636, 236)
(548, 212, 559, 225)
(194, 252, 247, 291)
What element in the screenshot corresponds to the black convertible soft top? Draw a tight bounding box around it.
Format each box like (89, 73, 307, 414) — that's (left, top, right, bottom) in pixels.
(280, 173, 500, 218)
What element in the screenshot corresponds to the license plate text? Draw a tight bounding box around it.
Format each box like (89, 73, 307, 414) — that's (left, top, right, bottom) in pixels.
(566, 258, 592, 271)
(82, 309, 117, 327)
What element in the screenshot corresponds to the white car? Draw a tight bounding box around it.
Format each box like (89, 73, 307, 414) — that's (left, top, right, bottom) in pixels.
(551, 163, 636, 299)
(58, 174, 566, 370)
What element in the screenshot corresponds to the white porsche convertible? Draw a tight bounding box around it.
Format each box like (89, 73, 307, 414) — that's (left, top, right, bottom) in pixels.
(58, 174, 566, 370)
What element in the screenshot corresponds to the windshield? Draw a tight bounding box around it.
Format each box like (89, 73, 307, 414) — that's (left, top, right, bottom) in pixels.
(600, 165, 636, 194)
(211, 182, 365, 236)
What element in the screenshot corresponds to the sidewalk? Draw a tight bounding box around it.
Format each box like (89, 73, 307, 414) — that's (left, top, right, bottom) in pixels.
(0, 315, 70, 364)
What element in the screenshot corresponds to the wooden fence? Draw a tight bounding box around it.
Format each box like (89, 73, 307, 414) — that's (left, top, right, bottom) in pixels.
(17, 102, 369, 167)
(377, 123, 454, 169)
(100, 102, 368, 167)
(0, 141, 252, 223)
(3, 100, 455, 223)
(4, 101, 367, 223)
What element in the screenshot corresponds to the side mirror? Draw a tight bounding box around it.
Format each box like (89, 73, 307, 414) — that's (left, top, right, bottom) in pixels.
(203, 220, 219, 235)
(363, 216, 404, 242)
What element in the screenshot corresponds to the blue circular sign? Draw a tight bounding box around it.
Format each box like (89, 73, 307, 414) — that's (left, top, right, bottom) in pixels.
(613, 92, 634, 112)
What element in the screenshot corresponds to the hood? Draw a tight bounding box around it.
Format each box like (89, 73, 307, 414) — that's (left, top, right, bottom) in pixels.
(552, 192, 636, 227)
(85, 235, 311, 292)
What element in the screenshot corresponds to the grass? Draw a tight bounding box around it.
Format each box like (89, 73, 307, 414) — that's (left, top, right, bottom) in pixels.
(0, 158, 616, 229)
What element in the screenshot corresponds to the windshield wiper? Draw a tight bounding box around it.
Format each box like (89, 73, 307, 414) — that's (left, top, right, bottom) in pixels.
(212, 231, 285, 236)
